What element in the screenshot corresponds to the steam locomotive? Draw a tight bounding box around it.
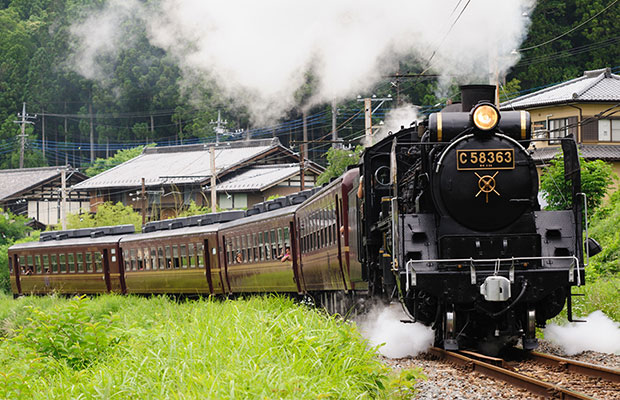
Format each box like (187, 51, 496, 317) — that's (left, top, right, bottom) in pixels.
(8, 85, 593, 354)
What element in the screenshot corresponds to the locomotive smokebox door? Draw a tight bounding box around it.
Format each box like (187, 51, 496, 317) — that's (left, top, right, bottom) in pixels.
(480, 276, 511, 301)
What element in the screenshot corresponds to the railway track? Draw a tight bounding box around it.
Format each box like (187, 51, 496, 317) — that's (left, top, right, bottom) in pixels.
(428, 347, 620, 399)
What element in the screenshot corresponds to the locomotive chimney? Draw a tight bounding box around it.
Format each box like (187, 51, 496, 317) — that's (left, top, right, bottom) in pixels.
(460, 84, 496, 112)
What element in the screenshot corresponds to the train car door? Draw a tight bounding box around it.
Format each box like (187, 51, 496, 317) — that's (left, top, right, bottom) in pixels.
(102, 249, 113, 293)
(221, 235, 232, 294)
(203, 238, 214, 294)
(12, 253, 21, 295)
(290, 220, 304, 294)
(336, 195, 350, 291)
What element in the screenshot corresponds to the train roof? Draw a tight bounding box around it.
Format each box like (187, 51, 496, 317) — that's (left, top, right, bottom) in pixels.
(219, 204, 300, 230)
(9, 233, 128, 251)
(120, 223, 222, 243)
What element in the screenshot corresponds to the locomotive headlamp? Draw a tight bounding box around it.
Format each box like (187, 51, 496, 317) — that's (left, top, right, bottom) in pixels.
(471, 104, 499, 131)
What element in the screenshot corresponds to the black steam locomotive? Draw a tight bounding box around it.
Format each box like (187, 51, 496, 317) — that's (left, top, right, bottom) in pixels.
(359, 85, 593, 353)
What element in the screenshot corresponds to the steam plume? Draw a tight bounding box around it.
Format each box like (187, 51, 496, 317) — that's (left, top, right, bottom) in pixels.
(69, 0, 536, 124)
(544, 311, 620, 355)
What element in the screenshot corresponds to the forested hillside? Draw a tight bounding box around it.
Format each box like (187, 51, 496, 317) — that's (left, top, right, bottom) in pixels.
(0, 0, 617, 169)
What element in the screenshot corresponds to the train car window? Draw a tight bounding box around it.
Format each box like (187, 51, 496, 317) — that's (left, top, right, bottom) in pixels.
(247, 234, 253, 262)
(123, 250, 130, 271)
(258, 232, 264, 261)
(143, 248, 151, 270)
(18, 255, 25, 273)
(26, 255, 34, 275)
(130, 249, 137, 271)
(252, 233, 257, 261)
(270, 229, 276, 259)
(59, 254, 67, 273)
(188, 243, 195, 268)
(180, 244, 188, 268)
(51, 254, 58, 273)
(86, 253, 93, 273)
(165, 246, 172, 269)
(35, 255, 42, 274)
(226, 240, 232, 265)
(158, 247, 165, 269)
(95, 252, 103, 272)
(241, 235, 247, 263)
(68, 253, 75, 273)
(150, 248, 158, 270)
(197, 243, 204, 268)
(277, 228, 283, 256)
(264, 232, 270, 260)
(172, 245, 180, 269)
(139, 248, 146, 270)
(8, 257, 12, 273)
(42, 255, 49, 273)
(284, 227, 289, 243)
(77, 253, 84, 273)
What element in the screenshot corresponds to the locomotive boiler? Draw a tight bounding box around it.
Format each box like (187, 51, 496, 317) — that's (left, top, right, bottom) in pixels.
(358, 85, 590, 354)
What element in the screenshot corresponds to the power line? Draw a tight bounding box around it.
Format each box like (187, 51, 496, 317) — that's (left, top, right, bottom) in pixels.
(518, 0, 619, 52)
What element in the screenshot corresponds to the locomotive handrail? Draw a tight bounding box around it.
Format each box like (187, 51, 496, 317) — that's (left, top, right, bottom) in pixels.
(578, 192, 590, 267)
(405, 255, 580, 291)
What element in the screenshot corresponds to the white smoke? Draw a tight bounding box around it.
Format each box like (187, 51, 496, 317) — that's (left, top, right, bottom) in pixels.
(357, 303, 434, 358)
(68, 0, 536, 124)
(544, 311, 620, 355)
(367, 103, 421, 145)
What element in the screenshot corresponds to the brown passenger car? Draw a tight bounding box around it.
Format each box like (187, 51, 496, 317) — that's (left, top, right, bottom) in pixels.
(9, 234, 124, 295)
(219, 205, 302, 294)
(119, 224, 223, 295)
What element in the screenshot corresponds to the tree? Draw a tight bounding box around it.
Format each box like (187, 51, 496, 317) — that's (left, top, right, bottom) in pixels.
(540, 155, 616, 212)
(587, 190, 620, 276)
(85, 144, 153, 177)
(177, 201, 213, 217)
(0, 207, 32, 246)
(65, 202, 142, 232)
(316, 146, 364, 185)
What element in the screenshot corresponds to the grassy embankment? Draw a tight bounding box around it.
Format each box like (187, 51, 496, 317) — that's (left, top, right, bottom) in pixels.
(550, 190, 620, 324)
(0, 295, 422, 399)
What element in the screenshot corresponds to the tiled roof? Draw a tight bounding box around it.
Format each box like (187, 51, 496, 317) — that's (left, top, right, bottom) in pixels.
(500, 68, 620, 110)
(212, 165, 300, 192)
(0, 166, 84, 201)
(531, 144, 620, 163)
(73, 139, 321, 190)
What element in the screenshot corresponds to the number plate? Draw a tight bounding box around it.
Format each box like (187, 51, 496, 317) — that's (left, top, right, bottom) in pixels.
(456, 149, 515, 170)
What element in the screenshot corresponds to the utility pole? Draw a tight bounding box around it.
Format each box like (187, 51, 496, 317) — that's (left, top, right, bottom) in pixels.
(210, 110, 226, 144)
(141, 177, 146, 225)
(64, 102, 68, 165)
(331, 100, 339, 148)
(357, 96, 393, 146)
(89, 102, 94, 162)
(42, 108, 46, 159)
(210, 146, 217, 212)
(60, 168, 67, 230)
(301, 109, 309, 190)
(14, 102, 36, 169)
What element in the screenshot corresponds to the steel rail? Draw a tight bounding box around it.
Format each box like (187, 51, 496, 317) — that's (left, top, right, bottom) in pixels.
(429, 347, 597, 400)
(528, 351, 620, 383)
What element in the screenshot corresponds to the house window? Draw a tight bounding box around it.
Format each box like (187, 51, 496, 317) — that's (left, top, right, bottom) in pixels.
(599, 119, 620, 142)
(218, 193, 248, 209)
(549, 118, 568, 139)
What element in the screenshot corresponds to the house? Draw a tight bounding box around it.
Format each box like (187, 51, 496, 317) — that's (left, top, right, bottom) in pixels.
(0, 166, 89, 227)
(72, 138, 323, 220)
(501, 67, 620, 190)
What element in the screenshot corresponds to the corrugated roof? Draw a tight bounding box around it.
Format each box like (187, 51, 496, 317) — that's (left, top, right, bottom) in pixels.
(0, 166, 78, 201)
(500, 68, 620, 110)
(212, 165, 300, 192)
(73, 139, 282, 190)
(531, 144, 620, 163)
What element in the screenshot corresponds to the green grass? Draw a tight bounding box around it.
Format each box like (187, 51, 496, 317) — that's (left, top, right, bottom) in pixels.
(0, 294, 411, 399)
(546, 274, 620, 328)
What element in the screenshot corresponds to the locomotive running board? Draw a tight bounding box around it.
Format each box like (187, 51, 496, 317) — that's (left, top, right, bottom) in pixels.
(404, 255, 580, 291)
